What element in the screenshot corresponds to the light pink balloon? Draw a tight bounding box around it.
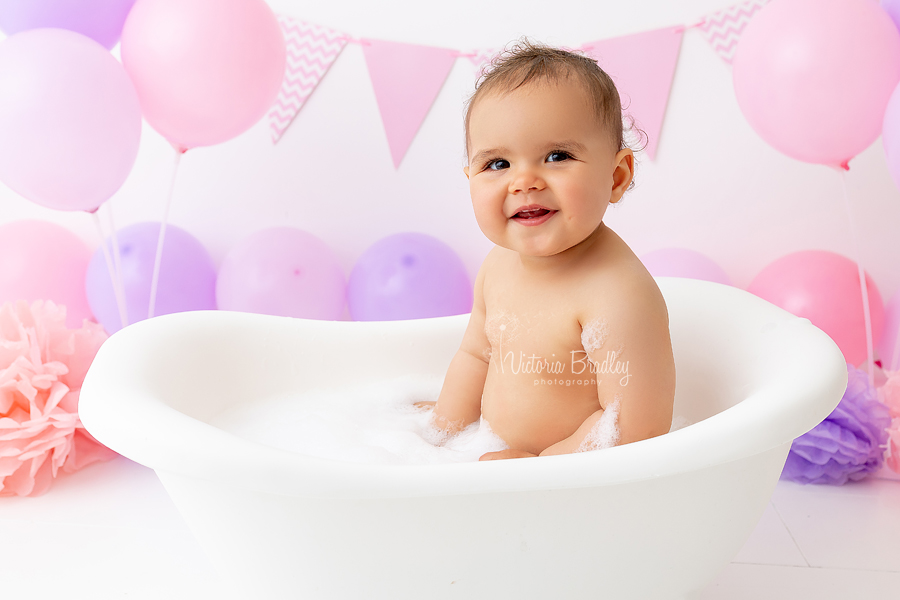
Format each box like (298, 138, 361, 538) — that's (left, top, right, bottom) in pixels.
(733, 0, 900, 168)
(216, 228, 346, 320)
(748, 250, 883, 367)
(121, 0, 285, 151)
(0, 220, 94, 328)
(0, 28, 142, 212)
(639, 248, 732, 286)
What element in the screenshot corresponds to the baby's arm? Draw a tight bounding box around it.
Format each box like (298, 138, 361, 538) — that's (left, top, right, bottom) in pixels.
(428, 259, 492, 441)
(539, 280, 676, 456)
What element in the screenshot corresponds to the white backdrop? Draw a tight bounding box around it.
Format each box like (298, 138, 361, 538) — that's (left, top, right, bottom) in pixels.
(1, 0, 899, 305)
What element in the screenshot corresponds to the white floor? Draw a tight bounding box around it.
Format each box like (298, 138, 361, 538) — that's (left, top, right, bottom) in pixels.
(1, 456, 898, 599)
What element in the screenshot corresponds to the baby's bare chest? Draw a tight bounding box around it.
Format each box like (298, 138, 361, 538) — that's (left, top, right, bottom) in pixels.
(482, 286, 591, 378)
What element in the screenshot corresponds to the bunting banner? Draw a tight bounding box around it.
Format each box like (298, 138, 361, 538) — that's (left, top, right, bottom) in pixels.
(267, 0, 765, 166)
(268, 16, 349, 144)
(361, 39, 458, 168)
(463, 46, 502, 70)
(698, 0, 770, 65)
(582, 26, 684, 161)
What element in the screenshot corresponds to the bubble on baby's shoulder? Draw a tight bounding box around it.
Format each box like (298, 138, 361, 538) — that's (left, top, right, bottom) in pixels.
(581, 317, 610, 355)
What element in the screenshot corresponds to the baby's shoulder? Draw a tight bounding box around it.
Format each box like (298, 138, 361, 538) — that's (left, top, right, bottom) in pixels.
(576, 253, 667, 326)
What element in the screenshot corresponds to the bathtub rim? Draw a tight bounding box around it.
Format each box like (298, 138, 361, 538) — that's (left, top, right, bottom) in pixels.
(79, 278, 849, 500)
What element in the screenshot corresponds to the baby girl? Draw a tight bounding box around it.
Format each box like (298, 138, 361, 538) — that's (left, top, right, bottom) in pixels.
(425, 40, 676, 460)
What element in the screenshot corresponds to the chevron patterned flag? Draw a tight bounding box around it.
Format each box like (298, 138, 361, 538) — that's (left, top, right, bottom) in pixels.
(268, 16, 349, 143)
(462, 46, 503, 72)
(698, 0, 769, 65)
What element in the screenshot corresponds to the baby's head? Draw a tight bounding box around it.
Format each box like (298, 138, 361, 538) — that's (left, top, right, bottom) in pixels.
(463, 40, 637, 259)
(465, 40, 627, 157)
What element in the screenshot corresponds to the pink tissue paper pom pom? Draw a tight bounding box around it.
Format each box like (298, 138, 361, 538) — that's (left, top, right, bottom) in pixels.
(878, 369, 900, 419)
(887, 419, 900, 474)
(0, 300, 117, 497)
(879, 370, 900, 474)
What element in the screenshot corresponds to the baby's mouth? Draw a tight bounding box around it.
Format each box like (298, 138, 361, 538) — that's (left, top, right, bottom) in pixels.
(512, 207, 556, 223)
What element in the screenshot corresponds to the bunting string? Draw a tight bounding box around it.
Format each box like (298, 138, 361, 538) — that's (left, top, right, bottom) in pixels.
(269, 0, 768, 167)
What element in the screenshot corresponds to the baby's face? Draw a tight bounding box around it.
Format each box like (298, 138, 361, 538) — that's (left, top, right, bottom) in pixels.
(465, 80, 631, 258)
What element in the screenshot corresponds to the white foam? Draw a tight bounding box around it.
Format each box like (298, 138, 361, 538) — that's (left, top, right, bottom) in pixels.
(581, 317, 610, 355)
(210, 375, 508, 465)
(577, 393, 621, 452)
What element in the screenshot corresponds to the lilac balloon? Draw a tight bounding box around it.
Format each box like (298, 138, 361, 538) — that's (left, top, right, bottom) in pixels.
(0, 29, 142, 212)
(639, 248, 732, 286)
(883, 0, 900, 33)
(348, 233, 473, 321)
(0, 0, 137, 49)
(216, 228, 346, 320)
(85, 222, 217, 334)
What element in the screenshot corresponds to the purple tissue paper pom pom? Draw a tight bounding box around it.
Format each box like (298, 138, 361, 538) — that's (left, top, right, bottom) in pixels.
(781, 363, 891, 485)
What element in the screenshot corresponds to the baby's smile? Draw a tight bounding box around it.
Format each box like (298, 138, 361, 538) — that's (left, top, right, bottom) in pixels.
(511, 204, 557, 226)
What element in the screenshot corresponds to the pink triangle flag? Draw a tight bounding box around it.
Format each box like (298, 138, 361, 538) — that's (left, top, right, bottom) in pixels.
(362, 39, 458, 168)
(698, 0, 770, 65)
(582, 26, 684, 160)
(268, 16, 349, 144)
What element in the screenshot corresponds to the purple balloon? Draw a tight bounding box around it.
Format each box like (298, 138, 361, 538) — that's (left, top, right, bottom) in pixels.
(883, 0, 900, 33)
(348, 233, 473, 321)
(216, 227, 346, 320)
(85, 222, 217, 334)
(0, 0, 137, 50)
(639, 248, 732, 286)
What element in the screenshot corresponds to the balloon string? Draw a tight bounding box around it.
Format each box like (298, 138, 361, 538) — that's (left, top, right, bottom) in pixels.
(148, 148, 182, 319)
(90, 211, 128, 330)
(105, 199, 129, 328)
(839, 169, 874, 385)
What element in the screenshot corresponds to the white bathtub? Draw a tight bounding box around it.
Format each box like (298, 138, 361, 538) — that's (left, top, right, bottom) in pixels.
(79, 277, 847, 600)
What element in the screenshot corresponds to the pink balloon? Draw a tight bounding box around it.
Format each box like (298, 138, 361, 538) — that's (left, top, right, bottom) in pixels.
(882, 82, 900, 191)
(0, 220, 94, 328)
(216, 228, 346, 320)
(639, 248, 732, 286)
(733, 0, 900, 168)
(878, 291, 900, 371)
(748, 250, 884, 366)
(121, 0, 285, 151)
(0, 29, 142, 212)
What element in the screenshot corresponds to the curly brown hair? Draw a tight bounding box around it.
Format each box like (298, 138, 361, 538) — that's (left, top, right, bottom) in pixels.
(464, 38, 641, 157)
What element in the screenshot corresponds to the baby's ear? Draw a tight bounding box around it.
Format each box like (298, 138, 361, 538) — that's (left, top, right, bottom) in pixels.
(463, 165, 470, 180)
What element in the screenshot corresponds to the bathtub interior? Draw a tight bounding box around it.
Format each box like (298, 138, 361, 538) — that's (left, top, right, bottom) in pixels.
(118, 278, 799, 431)
(81, 276, 846, 483)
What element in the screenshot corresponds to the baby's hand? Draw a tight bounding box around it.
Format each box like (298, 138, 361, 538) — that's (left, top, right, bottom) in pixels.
(479, 449, 537, 461)
(413, 400, 436, 411)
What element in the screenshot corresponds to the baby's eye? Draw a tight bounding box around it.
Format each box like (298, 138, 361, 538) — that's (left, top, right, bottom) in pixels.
(547, 151, 572, 163)
(485, 158, 510, 171)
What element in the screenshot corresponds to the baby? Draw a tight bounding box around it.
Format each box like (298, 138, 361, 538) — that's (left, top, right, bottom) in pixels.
(426, 40, 676, 460)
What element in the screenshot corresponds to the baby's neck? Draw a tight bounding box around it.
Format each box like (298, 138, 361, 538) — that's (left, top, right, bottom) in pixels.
(516, 222, 609, 275)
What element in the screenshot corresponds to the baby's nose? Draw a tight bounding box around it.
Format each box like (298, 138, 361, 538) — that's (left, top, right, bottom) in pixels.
(509, 169, 546, 193)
